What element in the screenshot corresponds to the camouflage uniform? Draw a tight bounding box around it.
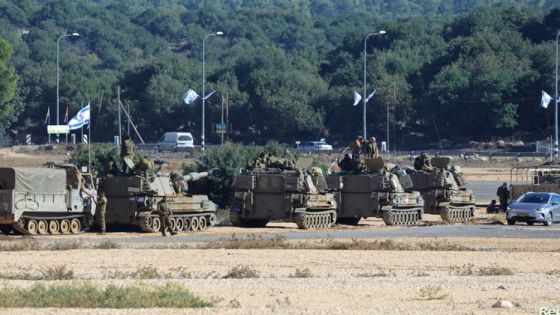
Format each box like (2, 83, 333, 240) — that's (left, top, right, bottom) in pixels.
(366, 138, 378, 158)
(414, 153, 432, 171)
(496, 183, 509, 212)
(121, 137, 136, 174)
(157, 197, 176, 236)
(350, 136, 363, 156)
(96, 193, 107, 234)
(135, 156, 154, 177)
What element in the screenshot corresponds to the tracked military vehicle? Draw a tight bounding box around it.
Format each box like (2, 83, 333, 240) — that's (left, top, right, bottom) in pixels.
(0, 165, 96, 235)
(230, 158, 337, 229)
(101, 169, 218, 233)
(408, 156, 475, 223)
(327, 158, 424, 226)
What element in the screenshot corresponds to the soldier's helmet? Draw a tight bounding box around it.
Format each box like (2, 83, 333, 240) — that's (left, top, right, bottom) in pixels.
(421, 152, 428, 158)
(371, 136, 376, 142)
(344, 153, 351, 159)
(357, 135, 363, 140)
(311, 167, 323, 176)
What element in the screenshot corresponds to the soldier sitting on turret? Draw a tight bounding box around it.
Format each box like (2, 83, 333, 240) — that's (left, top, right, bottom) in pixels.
(310, 167, 328, 193)
(414, 152, 433, 172)
(338, 153, 354, 172)
(248, 151, 269, 170)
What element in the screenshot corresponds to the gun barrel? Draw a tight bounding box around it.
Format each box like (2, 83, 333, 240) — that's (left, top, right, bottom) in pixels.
(183, 171, 210, 182)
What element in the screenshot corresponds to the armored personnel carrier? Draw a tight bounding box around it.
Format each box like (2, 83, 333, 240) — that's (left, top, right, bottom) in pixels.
(101, 169, 218, 233)
(0, 165, 96, 235)
(230, 158, 337, 229)
(327, 158, 424, 226)
(408, 156, 475, 223)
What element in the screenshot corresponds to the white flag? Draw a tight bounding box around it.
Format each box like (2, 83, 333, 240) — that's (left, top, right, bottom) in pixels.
(68, 104, 90, 130)
(203, 90, 217, 100)
(541, 90, 553, 109)
(182, 89, 199, 105)
(353, 91, 362, 106)
(365, 89, 376, 103)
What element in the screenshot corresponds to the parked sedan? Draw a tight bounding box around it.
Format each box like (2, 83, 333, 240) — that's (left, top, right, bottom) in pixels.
(506, 192, 560, 226)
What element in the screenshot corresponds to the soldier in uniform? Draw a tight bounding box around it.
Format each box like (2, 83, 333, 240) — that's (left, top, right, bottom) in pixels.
(414, 152, 433, 171)
(96, 191, 107, 235)
(157, 196, 177, 236)
(249, 151, 269, 170)
(366, 136, 379, 158)
(120, 135, 136, 174)
(106, 157, 115, 176)
(338, 153, 354, 172)
(310, 167, 328, 192)
(496, 183, 509, 212)
(135, 156, 154, 177)
(350, 136, 363, 156)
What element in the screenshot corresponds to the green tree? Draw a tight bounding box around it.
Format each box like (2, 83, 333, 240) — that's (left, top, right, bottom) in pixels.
(0, 39, 20, 135)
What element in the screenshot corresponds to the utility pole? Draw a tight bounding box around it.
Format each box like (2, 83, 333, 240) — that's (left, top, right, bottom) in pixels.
(117, 85, 122, 142)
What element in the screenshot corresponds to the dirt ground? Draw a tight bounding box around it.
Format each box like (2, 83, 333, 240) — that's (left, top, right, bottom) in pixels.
(0, 236, 559, 315)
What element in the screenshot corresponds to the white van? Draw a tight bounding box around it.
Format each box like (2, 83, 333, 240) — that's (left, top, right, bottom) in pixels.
(156, 132, 194, 151)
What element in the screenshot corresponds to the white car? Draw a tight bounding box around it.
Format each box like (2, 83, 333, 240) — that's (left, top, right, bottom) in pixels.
(156, 132, 194, 151)
(298, 140, 333, 152)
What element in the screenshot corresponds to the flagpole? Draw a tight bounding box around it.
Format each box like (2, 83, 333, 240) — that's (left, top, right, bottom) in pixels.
(48, 107, 51, 144)
(362, 30, 386, 139)
(88, 113, 91, 173)
(554, 31, 560, 158)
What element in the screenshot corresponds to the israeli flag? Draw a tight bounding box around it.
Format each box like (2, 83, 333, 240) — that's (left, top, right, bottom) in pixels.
(68, 104, 90, 130)
(182, 89, 199, 105)
(541, 91, 553, 109)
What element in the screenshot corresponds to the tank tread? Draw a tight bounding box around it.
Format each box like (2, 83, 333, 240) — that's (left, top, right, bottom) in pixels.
(440, 205, 475, 223)
(295, 210, 337, 230)
(140, 212, 216, 233)
(12, 214, 88, 235)
(382, 208, 423, 226)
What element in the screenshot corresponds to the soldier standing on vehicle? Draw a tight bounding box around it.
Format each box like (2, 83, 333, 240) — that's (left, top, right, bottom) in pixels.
(496, 182, 509, 212)
(120, 135, 136, 174)
(350, 136, 363, 156)
(157, 196, 176, 236)
(96, 191, 107, 235)
(366, 136, 379, 158)
(414, 152, 433, 171)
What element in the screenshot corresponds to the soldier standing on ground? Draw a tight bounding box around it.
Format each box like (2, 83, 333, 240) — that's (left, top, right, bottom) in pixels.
(96, 191, 107, 235)
(366, 136, 379, 158)
(496, 183, 509, 212)
(157, 196, 176, 236)
(120, 135, 136, 174)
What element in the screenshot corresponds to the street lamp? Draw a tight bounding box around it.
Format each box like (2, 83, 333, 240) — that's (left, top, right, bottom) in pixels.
(554, 31, 560, 157)
(201, 31, 223, 151)
(362, 30, 386, 139)
(56, 32, 79, 141)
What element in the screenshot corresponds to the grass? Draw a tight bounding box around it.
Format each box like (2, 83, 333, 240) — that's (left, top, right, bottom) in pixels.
(0, 240, 120, 251)
(0, 265, 74, 280)
(289, 268, 313, 278)
(419, 286, 448, 300)
(450, 264, 514, 276)
(93, 240, 120, 249)
(223, 265, 260, 279)
(200, 234, 289, 249)
(354, 270, 395, 277)
(0, 283, 214, 308)
(546, 269, 560, 276)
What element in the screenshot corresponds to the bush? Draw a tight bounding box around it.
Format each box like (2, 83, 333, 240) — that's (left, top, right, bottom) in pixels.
(70, 144, 121, 176)
(223, 265, 260, 279)
(0, 283, 213, 308)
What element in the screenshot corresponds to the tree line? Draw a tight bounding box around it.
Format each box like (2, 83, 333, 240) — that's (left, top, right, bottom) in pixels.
(0, 0, 559, 148)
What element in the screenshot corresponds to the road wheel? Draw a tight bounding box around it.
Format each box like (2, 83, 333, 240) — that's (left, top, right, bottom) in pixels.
(169, 218, 176, 231)
(183, 217, 191, 231)
(27, 220, 38, 235)
(199, 216, 207, 231)
(48, 220, 59, 234)
(507, 219, 516, 226)
(151, 217, 161, 233)
(37, 220, 48, 235)
(544, 213, 553, 227)
(59, 220, 70, 234)
(190, 217, 199, 231)
(175, 218, 184, 231)
(527, 221, 534, 226)
(70, 219, 81, 234)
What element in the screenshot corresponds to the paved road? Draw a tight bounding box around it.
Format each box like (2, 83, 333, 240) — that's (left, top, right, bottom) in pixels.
(32, 223, 560, 244)
(467, 180, 501, 202)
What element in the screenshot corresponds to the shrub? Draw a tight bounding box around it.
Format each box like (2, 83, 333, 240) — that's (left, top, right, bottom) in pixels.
(223, 265, 260, 279)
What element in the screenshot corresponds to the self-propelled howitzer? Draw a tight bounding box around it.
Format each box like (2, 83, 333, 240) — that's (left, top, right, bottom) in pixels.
(101, 169, 218, 233)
